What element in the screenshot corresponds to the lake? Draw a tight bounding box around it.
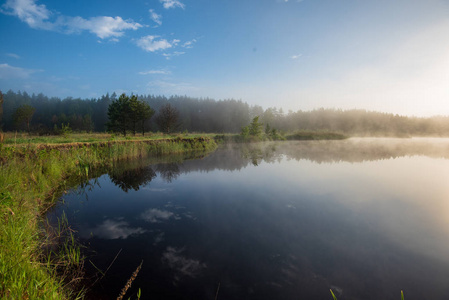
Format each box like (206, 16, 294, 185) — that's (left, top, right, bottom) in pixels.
(50, 138, 449, 300)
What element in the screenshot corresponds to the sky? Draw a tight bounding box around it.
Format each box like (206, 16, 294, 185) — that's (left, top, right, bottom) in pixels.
(1, 0, 449, 117)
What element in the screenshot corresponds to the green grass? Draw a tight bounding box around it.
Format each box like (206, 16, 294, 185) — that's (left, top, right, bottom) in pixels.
(3, 131, 347, 146)
(1, 192, 71, 299)
(2, 131, 218, 145)
(0, 136, 217, 299)
(214, 133, 286, 143)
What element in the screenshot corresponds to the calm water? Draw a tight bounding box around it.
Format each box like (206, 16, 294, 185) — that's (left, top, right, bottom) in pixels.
(50, 138, 449, 300)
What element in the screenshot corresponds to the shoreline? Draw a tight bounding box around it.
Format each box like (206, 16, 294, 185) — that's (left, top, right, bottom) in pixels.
(0, 131, 348, 299)
(0, 136, 217, 299)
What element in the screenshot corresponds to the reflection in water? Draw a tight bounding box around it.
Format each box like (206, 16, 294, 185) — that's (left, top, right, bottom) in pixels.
(162, 247, 207, 284)
(51, 139, 449, 300)
(141, 208, 176, 223)
(81, 219, 146, 240)
(109, 166, 156, 192)
(155, 163, 181, 183)
(106, 138, 449, 192)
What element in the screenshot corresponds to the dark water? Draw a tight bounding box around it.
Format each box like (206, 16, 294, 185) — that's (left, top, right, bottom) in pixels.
(50, 138, 449, 300)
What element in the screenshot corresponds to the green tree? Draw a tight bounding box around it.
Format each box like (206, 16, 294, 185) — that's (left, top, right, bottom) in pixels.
(13, 104, 36, 134)
(128, 95, 142, 135)
(248, 116, 263, 137)
(107, 93, 132, 136)
(107, 94, 154, 136)
(137, 101, 155, 136)
(265, 123, 271, 135)
(155, 104, 180, 134)
(240, 125, 249, 137)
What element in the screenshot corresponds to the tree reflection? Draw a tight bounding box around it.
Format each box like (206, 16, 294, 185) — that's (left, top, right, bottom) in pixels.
(241, 147, 263, 166)
(241, 143, 280, 166)
(109, 166, 156, 192)
(106, 139, 449, 192)
(155, 163, 181, 183)
(237, 139, 449, 166)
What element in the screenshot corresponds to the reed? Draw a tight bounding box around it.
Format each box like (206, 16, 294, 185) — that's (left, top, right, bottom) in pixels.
(116, 261, 143, 300)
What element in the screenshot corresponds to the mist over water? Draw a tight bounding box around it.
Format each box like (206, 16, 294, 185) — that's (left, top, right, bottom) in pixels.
(50, 139, 449, 300)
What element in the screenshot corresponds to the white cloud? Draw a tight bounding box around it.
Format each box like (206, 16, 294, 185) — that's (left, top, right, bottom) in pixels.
(6, 53, 21, 59)
(182, 39, 197, 48)
(290, 54, 302, 60)
(149, 9, 162, 26)
(0, 63, 41, 79)
(1, 0, 142, 40)
(160, 0, 185, 9)
(1, 0, 53, 29)
(136, 35, 174, 52)
(162, 51, 185, 60)
(61, 15, 142, 39)
(138, 69, 171, 75)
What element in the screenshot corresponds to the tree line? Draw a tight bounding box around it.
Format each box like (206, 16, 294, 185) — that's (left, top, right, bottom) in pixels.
(1, 89, 449, 136)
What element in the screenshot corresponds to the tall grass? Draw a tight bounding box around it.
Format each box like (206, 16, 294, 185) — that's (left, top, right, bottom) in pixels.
(0, 137, 217, 299)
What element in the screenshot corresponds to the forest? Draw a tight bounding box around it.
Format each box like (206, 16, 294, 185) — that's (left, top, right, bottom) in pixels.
(1, 89, 449, 137)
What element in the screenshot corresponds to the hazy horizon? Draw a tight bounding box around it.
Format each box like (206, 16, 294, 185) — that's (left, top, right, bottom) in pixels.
(1, 0, 448, 117)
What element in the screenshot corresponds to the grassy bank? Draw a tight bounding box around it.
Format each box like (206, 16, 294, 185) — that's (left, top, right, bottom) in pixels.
(0, 136, 217, 299)
(2, 130, 347, 146)
(1, 131, 218, 145)
(214, 130, 348, 143)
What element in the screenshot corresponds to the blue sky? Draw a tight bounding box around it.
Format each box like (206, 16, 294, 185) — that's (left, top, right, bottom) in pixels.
(1, 0, 449, 116)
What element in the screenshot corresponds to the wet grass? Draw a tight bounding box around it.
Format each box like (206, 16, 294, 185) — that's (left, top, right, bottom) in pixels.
(0, 136, 217, 299)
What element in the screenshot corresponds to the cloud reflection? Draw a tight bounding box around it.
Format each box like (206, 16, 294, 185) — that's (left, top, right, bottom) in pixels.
(153, 232, 165, 245)
(86, 219, 145, 239)
(162, 247, 206, 282)
(141, 208, 175, 223)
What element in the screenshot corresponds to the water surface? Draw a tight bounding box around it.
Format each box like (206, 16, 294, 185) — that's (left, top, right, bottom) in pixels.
(51, 138, 449, 300)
